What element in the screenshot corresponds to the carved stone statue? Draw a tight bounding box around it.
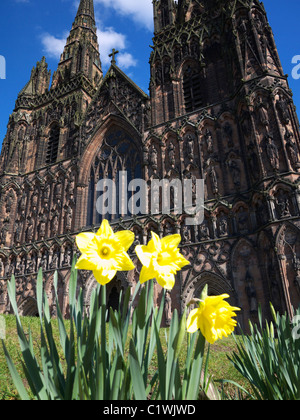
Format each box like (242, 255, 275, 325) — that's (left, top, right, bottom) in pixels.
(266, 135, 280, 170)
(14, 220, 22, 243)
(63, 247, 72, 266)
(51, 214, 59, 236)
(218, 213, 228, 237)
(227, 157, 241, 189)
(245, 268, 258, 313)
(185, 135, 195, 161)
(150, 145, 158, 170)
(276, 191, 291, 218)
(168, 141, 176, 168)
(205, 129, 213, 154)
(276, 95, 290, 125)
(257, 97, 269, 128)
(285, 128, 300, 170)
(25, 219, 34, 243)
(199, 220, 210, 240)
(207, 164, 218, 195)
(65, 207, 73, 231)
(38, 216, 47, 239)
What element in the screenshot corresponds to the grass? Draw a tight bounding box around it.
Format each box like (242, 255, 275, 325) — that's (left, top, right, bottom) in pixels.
(0, 314, 250, 400)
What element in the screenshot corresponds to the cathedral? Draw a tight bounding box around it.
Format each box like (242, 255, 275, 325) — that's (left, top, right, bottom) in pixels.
(0, 0, 299, 329)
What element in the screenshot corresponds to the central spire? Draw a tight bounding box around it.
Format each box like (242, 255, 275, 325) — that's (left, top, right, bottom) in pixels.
(51, 0, 102, 89)
(76, 0, 95, 21)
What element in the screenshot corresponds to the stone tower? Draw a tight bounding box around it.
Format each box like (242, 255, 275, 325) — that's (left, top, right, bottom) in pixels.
(0, 0, 299, 328)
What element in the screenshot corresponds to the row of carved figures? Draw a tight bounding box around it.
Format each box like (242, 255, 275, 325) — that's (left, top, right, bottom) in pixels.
(0, 245, 74, 279)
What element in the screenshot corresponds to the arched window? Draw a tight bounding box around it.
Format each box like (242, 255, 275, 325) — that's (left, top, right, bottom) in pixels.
(87, 129, 142, 226)
(183, 64, 204, 113)
(46, 124, 60, 164)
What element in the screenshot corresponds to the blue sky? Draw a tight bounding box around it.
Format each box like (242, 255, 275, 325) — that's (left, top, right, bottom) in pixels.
(0, 0, 299, 146)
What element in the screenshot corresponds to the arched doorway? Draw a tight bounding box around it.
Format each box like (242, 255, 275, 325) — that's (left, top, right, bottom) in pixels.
(18, 297, 39, 317)
(182, 271, 236, 319)
(83, 272, 127, 316)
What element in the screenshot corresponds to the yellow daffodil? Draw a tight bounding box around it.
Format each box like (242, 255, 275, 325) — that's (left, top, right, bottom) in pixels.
(75, 219, 135, 285)
(135, 231, 189, 290)
(187, 285, 240, 344)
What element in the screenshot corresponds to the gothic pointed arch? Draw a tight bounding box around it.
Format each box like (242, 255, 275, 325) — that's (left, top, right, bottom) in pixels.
(46, 123, 60, 164)
(182, 270, 235, 316)
(78, 116, 143, 227)
(18, 297, 39, 317)
(275, 222, 300, 316)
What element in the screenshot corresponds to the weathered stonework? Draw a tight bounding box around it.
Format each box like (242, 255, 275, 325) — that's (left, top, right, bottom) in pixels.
(0, 0, 299, 329)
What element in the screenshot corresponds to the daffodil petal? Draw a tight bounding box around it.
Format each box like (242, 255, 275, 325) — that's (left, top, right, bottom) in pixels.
(135, 245, 155, 267)
(174, 252, 190, 269)
(75, 254, 97, 271)
(151, 231, 162, 252)
(115, 230, 135, 251)
(96, 219, 114, 238)
(156, 273, 175, 290)
(140, 265, 156, 284)
(161, 234, 181, 249)
(187, 308, 202, 333)
(119, 252, 135, 271)
(76, 232, 96, 253)
(93, 268, 117, 285)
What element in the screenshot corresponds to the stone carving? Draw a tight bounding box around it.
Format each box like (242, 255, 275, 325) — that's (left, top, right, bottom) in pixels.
(205, 129, 213, 154)
(227, 156, 241, 189)
(167, 141, 176, 168)
(150, 145, 158, 171)
(285, 128, 300, 171)
(257, 97, 269, 129)
(275, 190, 291, 219)
(25, 218, 34, 243)
(185, 134, 195, 161)
(276, 95, 290, 125)
(245, 268, 258, 314)
(0, 0, 299, 327)
(266, 135, 280, 170)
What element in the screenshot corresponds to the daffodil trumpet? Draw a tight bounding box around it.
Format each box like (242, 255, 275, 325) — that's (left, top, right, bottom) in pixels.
(187, 285, 241, 344)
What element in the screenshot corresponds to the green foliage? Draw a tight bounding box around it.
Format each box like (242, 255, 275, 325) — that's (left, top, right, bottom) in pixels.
(229, 305, 300, 400)
(2, 259, 218, 400)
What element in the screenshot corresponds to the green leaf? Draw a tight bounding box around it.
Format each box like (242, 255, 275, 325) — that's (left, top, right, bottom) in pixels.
(129, 339, 147, 400)
(2, 340, 30, 400)
(186, 331, 206, 400)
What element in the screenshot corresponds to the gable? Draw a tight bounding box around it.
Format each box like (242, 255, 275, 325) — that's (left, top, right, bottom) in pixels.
(81, 64, 150, 143)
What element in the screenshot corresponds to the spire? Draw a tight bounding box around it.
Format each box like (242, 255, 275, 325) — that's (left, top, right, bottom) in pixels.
(51, 0, 102, 89)
(76, 0, 95, 21)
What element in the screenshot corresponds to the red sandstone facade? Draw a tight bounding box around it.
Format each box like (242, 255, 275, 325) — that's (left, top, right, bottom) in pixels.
(0, 0, 299, 329)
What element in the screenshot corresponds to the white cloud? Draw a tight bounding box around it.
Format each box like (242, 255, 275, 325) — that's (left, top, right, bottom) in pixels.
(94, 0, 153, 31)
(97, 26, 138, 69)
(97, 27, 126, 66)
(40, 33, 67, 59)
(117, 52, 138, 69)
